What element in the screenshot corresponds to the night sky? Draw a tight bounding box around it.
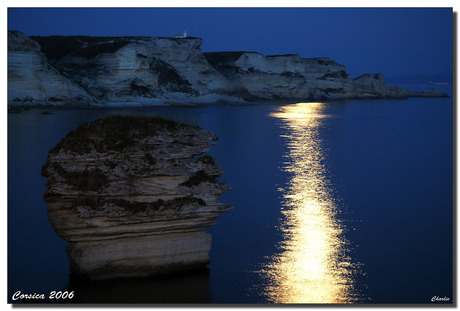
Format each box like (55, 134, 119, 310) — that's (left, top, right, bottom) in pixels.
(7, 7, 453, 81)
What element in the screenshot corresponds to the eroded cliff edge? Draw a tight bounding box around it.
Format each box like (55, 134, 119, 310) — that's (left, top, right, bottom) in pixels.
(8, 31, 92, 105)
(8, 30, 448, 107)
(41, 115, 231, 280)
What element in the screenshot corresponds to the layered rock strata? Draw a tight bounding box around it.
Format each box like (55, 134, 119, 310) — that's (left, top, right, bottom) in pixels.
(8, 30, 448, 107)
(205, 52, 355, 100)
(32, 35, 239, 104)
(7, 31, 91, 106)
(41, 115, 231, 280)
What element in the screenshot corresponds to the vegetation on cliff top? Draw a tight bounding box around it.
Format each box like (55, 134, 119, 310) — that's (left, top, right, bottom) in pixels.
(32, 35, 202, 61)
(204, 52, 248, 66)
(32, 36, 133, 60)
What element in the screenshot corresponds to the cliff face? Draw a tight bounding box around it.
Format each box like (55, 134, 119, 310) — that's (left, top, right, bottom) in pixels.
(32, 35, 238, 104)
(41, 115, 231, 280)
(8, 31, 91, 106)
(352, 73, 409, 98)
(8, 31, 448, 107)
(205, 52, 354, 100)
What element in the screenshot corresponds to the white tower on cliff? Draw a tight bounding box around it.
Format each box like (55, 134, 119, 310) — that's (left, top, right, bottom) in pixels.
(176, 30, 188, 38)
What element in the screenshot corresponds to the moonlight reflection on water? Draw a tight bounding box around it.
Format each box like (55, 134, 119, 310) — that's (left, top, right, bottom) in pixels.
(8, 98, 451, 303)
(263, 103, 362, 303)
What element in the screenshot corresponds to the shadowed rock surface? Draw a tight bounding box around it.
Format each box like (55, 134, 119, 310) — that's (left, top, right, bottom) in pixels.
(41, 115, 231, 280)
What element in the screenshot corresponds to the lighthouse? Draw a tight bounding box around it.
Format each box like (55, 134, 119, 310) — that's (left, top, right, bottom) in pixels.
(175, 30, 188, 38)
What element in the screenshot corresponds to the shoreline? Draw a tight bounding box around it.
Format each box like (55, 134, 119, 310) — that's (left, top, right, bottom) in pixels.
(8, 94, 452, 114)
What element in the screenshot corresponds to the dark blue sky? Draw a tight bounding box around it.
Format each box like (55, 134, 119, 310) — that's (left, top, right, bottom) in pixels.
(8, 7, 453, 80)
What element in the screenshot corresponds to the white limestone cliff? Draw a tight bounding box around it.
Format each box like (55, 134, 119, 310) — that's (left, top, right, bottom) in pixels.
(205, 52, 354, 100)
(8, 31, 448, 107)
(34, 35, 242, 105)
(7, 31, 91, 106)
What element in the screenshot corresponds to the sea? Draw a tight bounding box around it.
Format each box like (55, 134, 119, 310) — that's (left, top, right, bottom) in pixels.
(7, 84, 453, 304)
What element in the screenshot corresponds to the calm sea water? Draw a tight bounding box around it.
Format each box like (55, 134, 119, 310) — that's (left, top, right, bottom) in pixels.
(8, 95, 453, 304)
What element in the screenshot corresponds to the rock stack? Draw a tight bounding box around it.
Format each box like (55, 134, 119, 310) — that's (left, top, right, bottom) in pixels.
(41, 115, 231, 280)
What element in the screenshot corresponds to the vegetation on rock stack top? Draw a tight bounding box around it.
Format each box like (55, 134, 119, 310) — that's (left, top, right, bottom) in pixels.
(51, 115, 200, 155)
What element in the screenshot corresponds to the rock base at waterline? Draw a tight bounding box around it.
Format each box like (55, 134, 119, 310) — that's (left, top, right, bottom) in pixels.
(66, 232, 212, 280)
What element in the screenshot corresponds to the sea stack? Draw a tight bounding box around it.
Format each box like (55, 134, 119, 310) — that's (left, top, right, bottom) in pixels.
(41, 115, 231, 280)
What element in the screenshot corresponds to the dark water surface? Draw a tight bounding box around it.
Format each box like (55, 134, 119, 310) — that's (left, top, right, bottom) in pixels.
(8, 97, 453, 304)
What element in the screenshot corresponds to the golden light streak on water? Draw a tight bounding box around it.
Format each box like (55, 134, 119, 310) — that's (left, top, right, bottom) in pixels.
(263, 102, 360, 304)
